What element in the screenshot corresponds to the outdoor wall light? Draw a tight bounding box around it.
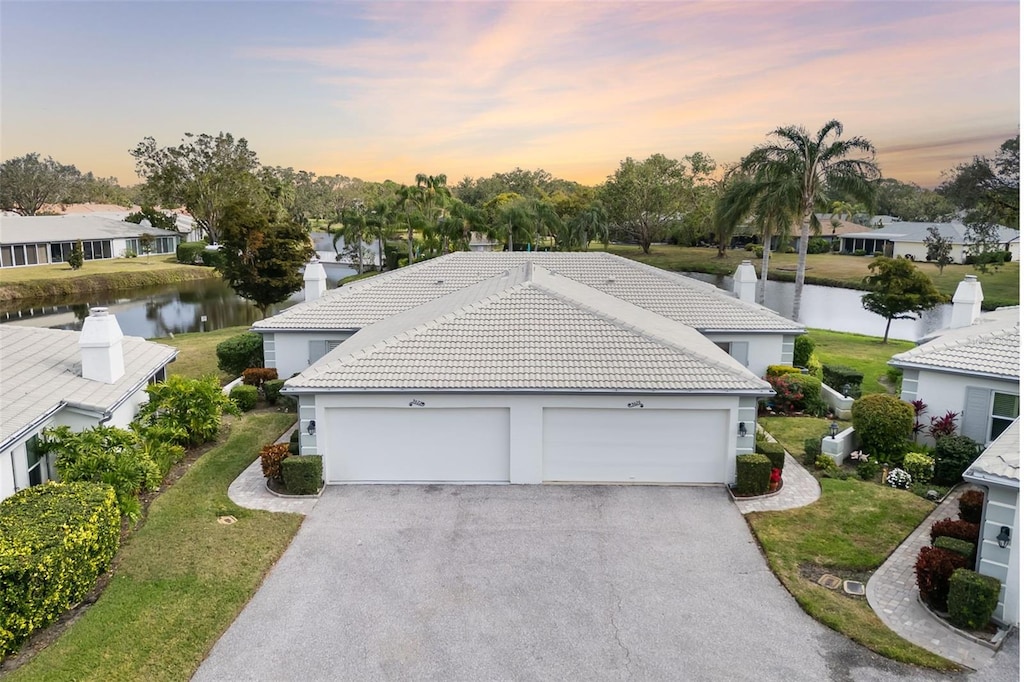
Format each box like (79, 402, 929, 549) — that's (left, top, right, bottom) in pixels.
(842, 383, 851, 398)
(997, 526, 1011, 549)
(738, 422, 747, 437)
(307, 420, 316, 436)
(829, 421, 839, 439)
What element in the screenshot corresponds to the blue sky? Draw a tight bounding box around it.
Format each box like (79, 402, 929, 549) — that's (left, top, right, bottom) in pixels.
(1, 1, 1019, 187)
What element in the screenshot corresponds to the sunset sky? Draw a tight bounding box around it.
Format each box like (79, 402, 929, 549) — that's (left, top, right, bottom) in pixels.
(1, 1, 1019, 188)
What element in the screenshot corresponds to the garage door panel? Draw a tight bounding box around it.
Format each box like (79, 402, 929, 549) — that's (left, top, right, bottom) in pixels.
(325, 407, 510, 483)
(543, 408, 727, 483)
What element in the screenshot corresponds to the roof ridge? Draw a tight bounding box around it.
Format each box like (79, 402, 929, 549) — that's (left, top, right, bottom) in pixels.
(899, 322, 1020, 357)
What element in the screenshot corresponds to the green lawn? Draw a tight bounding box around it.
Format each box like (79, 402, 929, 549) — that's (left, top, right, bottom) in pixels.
(759, 416, 849, 459)
(807, 328, 914, 395)
(604, 244, 1020, 309)
(8, 411, 299, 682)
(151, 325, 252, 385)
(746, 478, 954, 669)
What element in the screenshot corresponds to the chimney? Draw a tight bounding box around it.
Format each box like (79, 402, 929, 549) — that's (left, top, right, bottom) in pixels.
(950, 275, 984, 328)
(304, 261, 327, 301)
(79, 307, 125, 384)
(733, 260, 757, 303)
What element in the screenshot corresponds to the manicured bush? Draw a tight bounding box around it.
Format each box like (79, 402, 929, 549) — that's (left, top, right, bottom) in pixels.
(736, 454, 771, 495)
(766, 364, 801, 378)
(755, 441, 786, 471)
(288, 427, 300, 455)
(229, 384, 259, 412)
(851, 394, 914, 464)
(0, 482, 120, 658)
(768, 373, 821, 413)
(958, 489, 984, 524)
(915, 546, 970, 610)
(282, 456, 323, 495)
(176, 240, 208, 264)
(242, 367, 278, 388)
(815, 454, 838, 472)
(806, 353, 823, 380)
(260, 443, 290, 481)
(803, 437, 822, 459)
(807, 237, 831, 255)
(933, 536, 975, 559)
(947, 569, 1001, 630)
(68, 240, 85, 270)
(198, 247, 224, 268)
(856, 458, 881, 481)
(903, 451, 935, 484)
(930, 518, 980, 546)
(752, 245, 764, 258)
(933, 435, 980, 485)
(263, 379, 285, 405)
(853, 249, 867, 257)
(793, 336, 815, 368)
(215, 332, 264, 376)
(822, 364, 864, 398)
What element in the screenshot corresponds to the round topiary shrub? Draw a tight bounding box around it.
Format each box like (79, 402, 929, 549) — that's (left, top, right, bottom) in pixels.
(216, 332, 264, 377)
(229, 384, 259, 411)
(850, 394, 914, 464)
(903, 451, 935, 484)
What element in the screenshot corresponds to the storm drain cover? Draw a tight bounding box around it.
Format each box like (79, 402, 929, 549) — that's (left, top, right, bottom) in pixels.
(817, 574, 842, 590)
(217, 515, 237, 525)
(843, 580, 866, 596)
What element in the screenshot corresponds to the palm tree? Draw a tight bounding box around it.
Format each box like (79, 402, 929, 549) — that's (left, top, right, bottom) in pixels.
(559, 203, 609, 251)
(332, 207, 368, 273)
(738, 120, 879, 320)
(395, 183, 420, 263)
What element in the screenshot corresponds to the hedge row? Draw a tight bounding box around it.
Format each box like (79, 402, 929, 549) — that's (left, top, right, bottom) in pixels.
(822, 364, 863, 398)
(736, 454, 771, 496)
(0, 483, 120, 658)
(755, 441, 785, 471)
(282, 456, 323, 495)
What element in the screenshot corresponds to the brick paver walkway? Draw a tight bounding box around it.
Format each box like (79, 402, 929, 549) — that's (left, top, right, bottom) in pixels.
(227, 422, 320, 515)
(734, 453, 821, 513)
(867, 487, 1003, 671)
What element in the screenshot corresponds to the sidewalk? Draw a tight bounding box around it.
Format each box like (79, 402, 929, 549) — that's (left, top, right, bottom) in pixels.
(226, 422, 319, 515)
(734, 428, 821, 514)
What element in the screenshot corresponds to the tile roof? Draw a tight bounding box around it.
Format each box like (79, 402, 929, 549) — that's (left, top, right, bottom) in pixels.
(254, 251, 803, 333)
(0, 325, 178, 449)
(841, 221, 1019, 245)
(286, 263, 773, 394)
(0, 214, 180, 245)
(889, 308, 1020, 379)
(965, 419, 1019, 485)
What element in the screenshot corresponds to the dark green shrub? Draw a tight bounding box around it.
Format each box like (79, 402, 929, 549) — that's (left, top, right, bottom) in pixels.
(198, 247, 223, 267)
(242, 367, 278, 388)
(752, 245, 764, 258)
(915, 546, 970, 610)
(215, 332, 264, 376)
(790, 374, 822, 405)
(934, 536, 975, 559)
(0, 482, 120, 658)
(807, 237, 831, 254)
(289, 429, 300, 444)
(176, 240, 208, 264)
(139, 375, 240, 446)
(822, 364, 864, 397)
(68, 240, 85, 270)
(282, 456, 323, 495)
(793, 335, 815, 368)
(736, 454, 771, 495)
(958, 490, 984, 524)
(857, 459, 881, 481)
(815, 454, 838, 472)
(930, 518, 980, 546)
(933, 435, 981, 485)
(755, 441, 786, 471)
(947, 569, 1001, 630)
(853, 249, 867, 257)
(229, 384, 259, 411)
(851, 394, 914, 464)
(264, 379, 285, 405)
(803, 437, 822, 459)
(260, 443, 290, 481)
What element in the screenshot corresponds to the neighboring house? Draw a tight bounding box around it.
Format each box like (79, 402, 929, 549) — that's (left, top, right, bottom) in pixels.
(839, 222, 1019, 263)
(962, 418, 1019, 627)
(770, 214, 867, 250)
(256, 251, 805, 486)
(0, 309, 177, 501)
(890, 277, 1019, 447)
(0, 214, 181, 267)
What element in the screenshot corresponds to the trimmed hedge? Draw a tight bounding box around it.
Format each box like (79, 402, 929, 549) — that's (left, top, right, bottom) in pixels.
(793, 335, 814, 368)
(242, 367, 278, 388)
(0, 482, 120, 658)
(948, 569, 1001, 630)
(915, 546, 970, 610)
(282, 456, 323, 495)
(822, 364, 863, 398)
(755, 441, 786, 471)
(930, 518, 980, 546)
(933, 435, 981, 485)
(736, 453, 771, 495)
(934, 536, 975, 559)
(850, 394, 914, 464)
(264, 379, 285, 405)
(958, 490, 984, 524)
(903, 451, 935, 484)
(229, 385, 259, 412)
(215, 332, 264, 376)
(766, 364, 801, 378)
(260, 443, 290, 481)
(176, 240, 207, 264)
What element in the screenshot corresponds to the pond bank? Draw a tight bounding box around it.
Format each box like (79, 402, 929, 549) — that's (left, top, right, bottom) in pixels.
(0, 264, 218, 302)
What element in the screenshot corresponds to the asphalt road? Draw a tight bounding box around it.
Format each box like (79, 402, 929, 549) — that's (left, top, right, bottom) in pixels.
(194, 485, 1017, 681)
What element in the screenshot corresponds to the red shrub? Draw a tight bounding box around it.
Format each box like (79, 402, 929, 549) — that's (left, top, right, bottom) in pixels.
(930, 518, 980, 546)
(958, 490, 984, 525)
(915, 546, 970, 610)
(260, 443, 290, 481)
(242, 367, 279, 388)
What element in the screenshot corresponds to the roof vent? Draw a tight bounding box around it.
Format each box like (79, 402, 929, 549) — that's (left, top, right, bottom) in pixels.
(607, 276, 616, 284)
(436, 279, 444, 285)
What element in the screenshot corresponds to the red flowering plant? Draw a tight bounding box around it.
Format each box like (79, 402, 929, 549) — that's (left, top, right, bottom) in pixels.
(767, 374, 805, 412)
(769, 468, 782, 485)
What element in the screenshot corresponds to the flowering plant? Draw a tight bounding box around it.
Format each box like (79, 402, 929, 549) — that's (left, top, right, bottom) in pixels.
(769, 468, 782, 484)
(767, 374, 804, 412)
(886, 467, 912, 490)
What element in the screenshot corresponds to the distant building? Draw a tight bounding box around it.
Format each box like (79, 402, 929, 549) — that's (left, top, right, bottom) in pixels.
(839, 221, 1019, 262)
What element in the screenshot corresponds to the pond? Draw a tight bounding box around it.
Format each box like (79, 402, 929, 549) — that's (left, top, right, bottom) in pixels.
(684, 272, 952, 341)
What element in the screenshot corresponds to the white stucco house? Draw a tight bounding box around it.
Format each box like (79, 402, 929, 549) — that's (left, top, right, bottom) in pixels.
(963, 418, 1019, 627)
(890, 277, 1019, 447)
(840, 221, 1019, 263)
(0, 309, 177, 501)
(254, 252, 805, 486)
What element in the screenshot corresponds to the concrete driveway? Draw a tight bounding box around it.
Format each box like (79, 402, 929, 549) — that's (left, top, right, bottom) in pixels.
(194, 486, 1003, 681)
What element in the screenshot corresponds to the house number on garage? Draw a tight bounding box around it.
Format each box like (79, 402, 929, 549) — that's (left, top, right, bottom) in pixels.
(409, 399, 425, 407)
(627, 400, 644, 408)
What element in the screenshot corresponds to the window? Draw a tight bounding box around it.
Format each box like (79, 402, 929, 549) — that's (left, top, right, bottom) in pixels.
(1, 246, 12, 267)
(26, 436, 43, 487)
(712, 341, 749, 367)
(990, 392, 1019, 441)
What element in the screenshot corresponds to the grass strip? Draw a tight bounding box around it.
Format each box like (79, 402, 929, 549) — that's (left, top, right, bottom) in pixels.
(152, 325, 253, 386)
(806, 328, 914, 395)
(8, 411, 299, 682)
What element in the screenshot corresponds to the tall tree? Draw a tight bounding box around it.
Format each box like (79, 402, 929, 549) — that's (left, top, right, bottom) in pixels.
(872, 178, 954, 222)
(332, 207, 369, 273)
(0, 153, 83, 215)
(861, 257, 944, 343)
(601, 154, 688, 254)
(738, 120, 879, 320)
(395, 183, 421, 263)
(130, 132, 262, 244)
(922, 226, 953, 274)
(125, 206, 177, 231)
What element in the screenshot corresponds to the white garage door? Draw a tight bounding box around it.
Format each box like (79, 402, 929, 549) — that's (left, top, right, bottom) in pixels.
(542, 408, 728, 483)
(324, 408, 510, 483)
